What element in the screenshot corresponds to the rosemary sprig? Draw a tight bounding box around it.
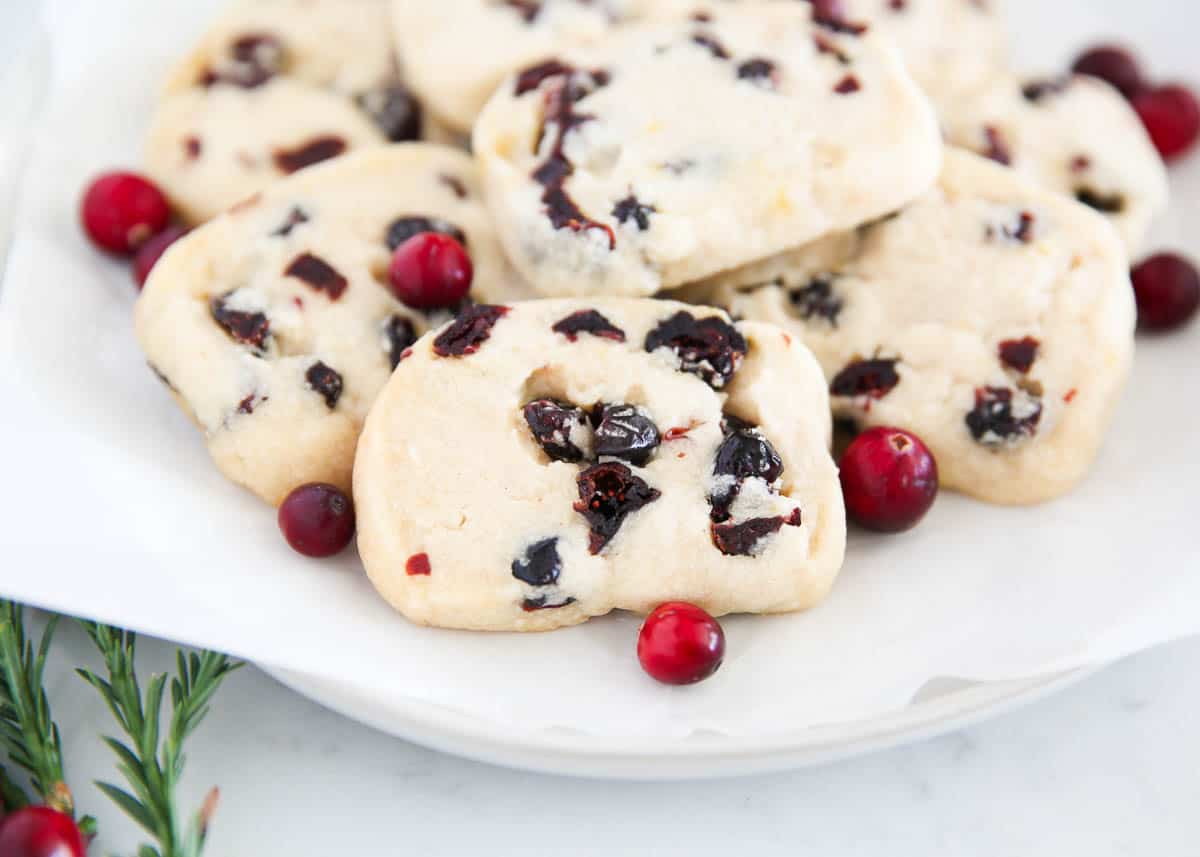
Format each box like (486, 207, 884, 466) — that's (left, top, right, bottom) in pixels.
(0, 600, 95, 834)
(77, 623, 240, 857)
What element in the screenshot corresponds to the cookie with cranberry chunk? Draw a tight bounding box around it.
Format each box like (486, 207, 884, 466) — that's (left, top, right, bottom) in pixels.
(147, 0, 437, 223)
(679, 149, 1134, 505)
(940, 73, 1168, 254)
(472, 4, 942, 298)
(354, 298, 845, 631)
(135, 144, 530, 506)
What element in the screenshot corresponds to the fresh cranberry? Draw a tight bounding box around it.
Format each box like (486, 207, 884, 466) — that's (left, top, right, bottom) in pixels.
(1132, 84, 1200, 161)
(0, 807, 87, 857)
(1071, 44, 1144, 99)
(278, 483, 356, 557)
(132, 225, 188, 289)
(388, 233, 473, 309)
(839, 427, 938, 533)
(1131, 253, 1200, 332)
(637, 602, 725, 686)
(80, 171, 170, 255)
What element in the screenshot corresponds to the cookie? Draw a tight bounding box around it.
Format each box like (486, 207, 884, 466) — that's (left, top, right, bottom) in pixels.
(147, 0, 431, 223)
(392, 0, 643, 134)
(135, 144, 530, 506)
(473, 5, 942, 298)
(354, 298, 845, 631)
(679, 149, 1135, 505)
(940, 73, 1168, 254)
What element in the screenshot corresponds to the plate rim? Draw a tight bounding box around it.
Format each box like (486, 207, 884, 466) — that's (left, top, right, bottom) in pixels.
(265, 663, 1101, 779)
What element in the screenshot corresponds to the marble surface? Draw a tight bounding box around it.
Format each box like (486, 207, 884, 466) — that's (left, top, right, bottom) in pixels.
(30, 621, 1198, 856)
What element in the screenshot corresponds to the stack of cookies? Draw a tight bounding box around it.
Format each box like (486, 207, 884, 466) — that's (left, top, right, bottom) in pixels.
(132, 0, 1164, 632)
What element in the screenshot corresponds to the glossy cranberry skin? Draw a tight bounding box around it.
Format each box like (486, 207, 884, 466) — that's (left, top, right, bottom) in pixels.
(0, 807, 87, 857)
(637, 602, 725, 686)
(1071, 44, 1144, 99)
(278, 483, 356, 558)
(387, 233, 473, 310)
(132, 225, 188, 289)
(1132, 84, 1200, 161)
(839, 427, 938, 533)
(1131, 253, 1200, 332)
(81, 171, 170, 255)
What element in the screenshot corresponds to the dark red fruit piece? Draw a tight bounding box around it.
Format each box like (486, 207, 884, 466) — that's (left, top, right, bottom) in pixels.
(210, 294, 270, 352)
(829, 358, 900, 399)
(524, 399, 590, 462)
(592, 403, 661, 466)
(388, 233, 473, 310)
(711, 512, 800, 557)
(81, 171, 170, 255)
(736, 58, 777, 85)
(305, 361, 343, 409)
(839, 427, 938, 533)
(272, 136, 347, 174)
(637, 602, 725, 686)
(285, 252, 348, 300)
(788, 275, 842, 324)
(998, 336, 1040, 373)
(1133, 84, 1200, 161)
(511, 537, 561, 586)
(132, 225, 188, 288)
(552, 309, 626, 342)
(1074, 187, 1125, 214)
(803, 0, 868, 34)
(514, 58, 574, 96)
(406, 553, 432, 575)
(384, 315, 418, 368)
(0, 806, 87, 857)
(522, 595, 576, 611)
(203, 33, 284, 88)
(433, 304, 508, 357)
(644, 311, 747, 389)
(965, 387, 1042, 445)
(277, 483, 355, 558)
(1131, 253, 1200, 332)
(708, 423, 784, 523)
(359, 82, 422, 142)
(574, 462, 661, 554)
(691, 33, 730, 60)
(1071, 44, 1144, 100)
(384, 216, 466, 252)
(611, 195, 656, 230)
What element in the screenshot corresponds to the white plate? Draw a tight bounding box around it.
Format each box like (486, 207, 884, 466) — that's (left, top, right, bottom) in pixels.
(268, 666, 1096, 778)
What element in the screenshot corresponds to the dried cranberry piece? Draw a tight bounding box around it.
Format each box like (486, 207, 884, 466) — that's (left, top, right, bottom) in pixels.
(236, 392, 265, 414)
(522, 595, 576, 611)
(833, 74, 861, 94)
(1021, 77, 1070, 102)
(552, 309, 626, 342)
(709, 424, 784, 523)
(384, 216, 466, 252)
(273, 136, 347, 174)
(611, 195, 656, 231)
(305, 361, 343, 409)
(271, 206, 310, 237)
(359, 83, 422, 142)
(211, 294, 270, 352)
(285, 252, 348, 300)
(504, 0, 543, 24)
(644, 311, 747, 389)
(711, 514, 798, 557)
(433, 304, 509, 357)
(788, 275, 843, 325)
(692, 33, 730, 60)
(830, 358, 900, 399)
(574, 462, 661, 554)
(981, 125, 1012, 166)
(593, 403, 661, 466)
(998, 337, 1040, 373)
(406, 553, 432, 575)
(384, 315, 418, 368)
(965, 386, 1042, 445)
(803, 0, 868, 34)
(524, 399, 590, 463)
(737, 58, 778, 86)
(1075, 187, 1125, 214)
(514, 59, 574, 96)
(439, 174, 468, 198)
(511, 537, 561, 586)
(203, 34, 284, 88)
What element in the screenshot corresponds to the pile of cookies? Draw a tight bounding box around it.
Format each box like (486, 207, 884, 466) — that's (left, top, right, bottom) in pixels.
(78, 0, 1197, 680)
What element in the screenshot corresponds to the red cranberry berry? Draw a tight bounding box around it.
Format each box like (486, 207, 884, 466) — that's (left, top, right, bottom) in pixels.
(1071, 44, 1144, 99)
(1131, 253, 1200, 332)
(0, 806, 87, 857)
(132, 225, 188, 289)
(1132, 84, 1200, 162)
(278, 483, 356, 557)
(839, 426, 938, 533)
(80, 171, 170, 255)
(637, 602, 725, 686)
(387, 233, 473, 310)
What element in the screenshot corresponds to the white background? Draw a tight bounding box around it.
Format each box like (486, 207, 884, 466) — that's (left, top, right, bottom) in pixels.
(3, 0, 1199, 853)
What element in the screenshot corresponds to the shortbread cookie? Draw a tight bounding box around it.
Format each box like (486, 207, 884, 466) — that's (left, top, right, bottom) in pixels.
(354, 298, 846, 631)
(681, 149, 1135, 505)
(473, 5, 942, 298)
(393, 0, 642, 134)
(135, 145, 529, 506)
(940, 73, 1168, 254)
(147, 0, 431, 223)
